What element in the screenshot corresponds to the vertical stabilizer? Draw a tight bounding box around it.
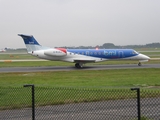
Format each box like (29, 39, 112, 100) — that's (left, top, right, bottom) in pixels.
(18, 34, 48, 53)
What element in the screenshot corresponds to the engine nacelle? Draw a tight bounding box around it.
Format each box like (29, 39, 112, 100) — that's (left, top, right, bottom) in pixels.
(44, 48, 67, 57)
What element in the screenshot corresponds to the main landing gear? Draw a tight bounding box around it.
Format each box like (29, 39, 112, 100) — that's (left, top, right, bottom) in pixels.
(138, 62, 142, 66)
(75, 63, 83, 68)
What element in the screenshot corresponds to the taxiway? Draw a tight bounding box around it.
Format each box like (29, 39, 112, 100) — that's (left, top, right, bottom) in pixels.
(0, 64, 160, 73)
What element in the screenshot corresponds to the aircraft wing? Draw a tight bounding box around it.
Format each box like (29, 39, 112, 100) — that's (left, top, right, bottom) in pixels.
(73, 59, 96, 63)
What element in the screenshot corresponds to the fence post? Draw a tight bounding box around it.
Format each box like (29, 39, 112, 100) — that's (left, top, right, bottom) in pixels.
(131, 88, 141, 120)
(24, 84, 35, 120)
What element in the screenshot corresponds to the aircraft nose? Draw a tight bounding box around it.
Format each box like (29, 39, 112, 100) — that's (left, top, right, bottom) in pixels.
(139, 54, 150, 60)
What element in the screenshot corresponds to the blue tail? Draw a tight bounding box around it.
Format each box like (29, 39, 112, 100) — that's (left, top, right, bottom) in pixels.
(18, 34, 48, 53)
(18, 34, 40, 45)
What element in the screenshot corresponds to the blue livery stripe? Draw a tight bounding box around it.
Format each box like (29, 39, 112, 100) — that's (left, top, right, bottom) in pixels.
(67, 49, 138, 59)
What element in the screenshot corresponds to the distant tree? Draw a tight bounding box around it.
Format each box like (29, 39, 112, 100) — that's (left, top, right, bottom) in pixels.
(146, 43, 160, 48)
(102, 43, 115, 48)
(56, 42, 160, 49)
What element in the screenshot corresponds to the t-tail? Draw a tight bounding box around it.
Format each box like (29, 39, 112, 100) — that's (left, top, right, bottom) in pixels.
(18, 34, 49, 53)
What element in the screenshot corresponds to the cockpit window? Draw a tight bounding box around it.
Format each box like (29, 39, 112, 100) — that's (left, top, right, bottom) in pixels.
(132, 50, 138, 54)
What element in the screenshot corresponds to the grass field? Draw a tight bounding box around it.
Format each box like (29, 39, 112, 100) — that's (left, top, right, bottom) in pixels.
(0, 53, 37, 60)
(0, 51, 160, 110)
(1, 68, 160, 88)
(0, 68, 160, 110)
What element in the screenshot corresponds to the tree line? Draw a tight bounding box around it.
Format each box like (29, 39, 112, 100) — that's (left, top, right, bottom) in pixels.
(60, 42, 160, 49)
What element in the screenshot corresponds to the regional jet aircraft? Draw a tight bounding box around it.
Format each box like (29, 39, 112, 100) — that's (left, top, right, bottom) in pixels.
(18, 34, 150, 68)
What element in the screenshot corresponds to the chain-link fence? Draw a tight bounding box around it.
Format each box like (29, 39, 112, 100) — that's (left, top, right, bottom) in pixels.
(0, 86, 160, 120)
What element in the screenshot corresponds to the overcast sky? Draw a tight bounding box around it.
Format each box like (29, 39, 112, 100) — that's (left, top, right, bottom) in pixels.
(0, 0, 160, 48)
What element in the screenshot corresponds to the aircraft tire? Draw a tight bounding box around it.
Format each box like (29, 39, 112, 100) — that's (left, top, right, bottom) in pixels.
(75, 63, 82, 68)
(75, 63, 79, 68)
(138, 62, 142, 66)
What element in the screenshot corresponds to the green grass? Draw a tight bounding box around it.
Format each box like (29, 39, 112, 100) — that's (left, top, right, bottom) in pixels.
(135, 48, 160, 51)
(140, 51, 160, 56)
(0, 69, 160, 88)
(0, 68, 160, 110)
(0, 61, 74, 67)
(0, 54, 37, 60)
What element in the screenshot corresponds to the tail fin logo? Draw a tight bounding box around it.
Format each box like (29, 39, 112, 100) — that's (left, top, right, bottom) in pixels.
(29, 42, 34, 44)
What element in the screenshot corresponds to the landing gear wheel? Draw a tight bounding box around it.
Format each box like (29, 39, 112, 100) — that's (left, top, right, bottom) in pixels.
(75, 63, 79, 68)
(138, 62, 142, 66)
(75, 63, 83, 68)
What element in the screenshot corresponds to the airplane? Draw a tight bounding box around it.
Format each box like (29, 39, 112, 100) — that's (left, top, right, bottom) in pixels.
(18, 34, 150, 68)
(0, 48, 7, 52)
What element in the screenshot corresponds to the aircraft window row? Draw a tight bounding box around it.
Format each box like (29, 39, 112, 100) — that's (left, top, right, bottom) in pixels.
(70, 51, 104, 55)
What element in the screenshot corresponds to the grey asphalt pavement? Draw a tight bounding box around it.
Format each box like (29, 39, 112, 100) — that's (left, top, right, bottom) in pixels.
(0, 98, 159, 120)
(0, 64, 160, 73)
